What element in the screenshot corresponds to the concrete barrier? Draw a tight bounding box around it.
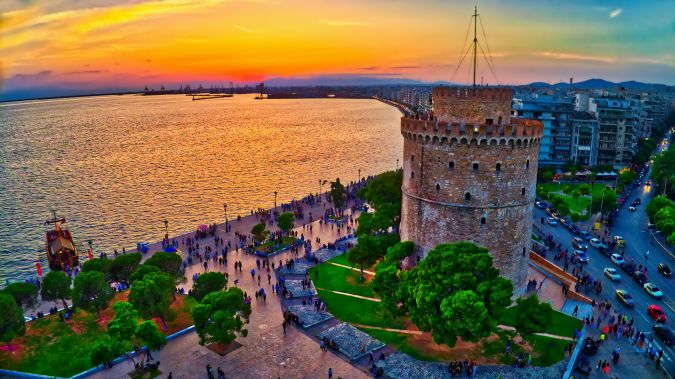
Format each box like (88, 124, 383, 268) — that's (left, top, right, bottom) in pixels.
(529, 252, 592, 304)
(562, 325, 587, 379)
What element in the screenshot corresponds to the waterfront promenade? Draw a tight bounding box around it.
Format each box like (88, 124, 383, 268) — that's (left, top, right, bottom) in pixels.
(25, 187, 368, 379)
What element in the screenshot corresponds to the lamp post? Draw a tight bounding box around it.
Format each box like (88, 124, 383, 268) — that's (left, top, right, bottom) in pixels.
(163, 219, 168, 239)
(396, 159, 399, 171)
(223, 203, 228, 222)
(274, 191, 278, 209)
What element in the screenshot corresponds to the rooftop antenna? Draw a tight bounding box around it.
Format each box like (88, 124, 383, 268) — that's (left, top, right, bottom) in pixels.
(472, 5, 478, 94)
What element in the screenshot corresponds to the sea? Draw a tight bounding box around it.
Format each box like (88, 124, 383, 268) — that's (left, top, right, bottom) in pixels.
(0, 94, 403, 284)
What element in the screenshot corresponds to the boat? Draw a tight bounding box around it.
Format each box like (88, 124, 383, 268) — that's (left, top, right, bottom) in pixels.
(44, 213, 79, 271)
(254, 93, 265, 100)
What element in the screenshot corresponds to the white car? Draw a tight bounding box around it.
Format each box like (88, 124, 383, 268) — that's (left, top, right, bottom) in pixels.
(611, 253, 625, 265)
(644, 283, 664, 299)
(629, 206, 636, 212)
(604, 268, 621, 281)
(590, 238, 602, 248)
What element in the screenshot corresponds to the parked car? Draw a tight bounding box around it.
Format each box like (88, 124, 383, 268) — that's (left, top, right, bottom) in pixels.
(551, 212, 560, 221)
(545, 207, 555, 216)
(569, 225, 581, 235)
(589, 238, 602, 248)
(628, 206, 636, 212)
(610, 253, 624, 265)
(622, 259, 637, 274)
(653, 325, 675, 347)
(604, 268, 621, 281)
(572, 237, 589, 251)
(633, 271, 648, 285)
(546, 217, 557, 226)
(616, 290, 635, 307)
(579, 231, 593, 241)
(560, 218, 570, 227)
(644, 283, 664, 299)
(657, 263, 672, 277)
(598, 245, 613, 257)
(574, 250, 589, 263)
(648, 304, 667, 323)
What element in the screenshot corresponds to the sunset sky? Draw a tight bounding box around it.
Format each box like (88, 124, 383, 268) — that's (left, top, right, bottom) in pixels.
(1, 0, 674, 99)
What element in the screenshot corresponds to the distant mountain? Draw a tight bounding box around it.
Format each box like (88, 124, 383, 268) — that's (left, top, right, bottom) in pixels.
(524, 78, 674, 92)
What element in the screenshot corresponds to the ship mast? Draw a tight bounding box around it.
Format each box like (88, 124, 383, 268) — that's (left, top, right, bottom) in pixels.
(472, 5, 478, 94)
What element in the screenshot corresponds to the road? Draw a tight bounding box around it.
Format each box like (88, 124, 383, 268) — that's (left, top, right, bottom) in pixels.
(533, 132, 674, 376)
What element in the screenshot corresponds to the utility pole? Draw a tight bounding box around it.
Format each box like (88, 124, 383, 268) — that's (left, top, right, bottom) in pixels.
(472, 5, 478, 94)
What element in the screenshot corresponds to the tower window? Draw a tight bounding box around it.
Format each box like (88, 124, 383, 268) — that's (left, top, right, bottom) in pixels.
(521, 188, 526, 196)
(411, 171, 414, 179)
(448, 161, 455, 170)
(436, 183, 440, 192)
(480, 216, 486, 225)
(496, 163, 501, 173)
(526, 159, 530, 169)
(472, 163, 479, 171)
(522, 247, 527, 256)
(464, 192, 471, 201)
(411, 154, 415, 162)
(498, 116, 503, 125)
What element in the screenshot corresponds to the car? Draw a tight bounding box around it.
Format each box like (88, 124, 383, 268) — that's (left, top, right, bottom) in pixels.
(551, 212, 560, 221)
(615, 290, 635, 307)
(579, 231, 592, 241)
(628, 206, 636, 212)
(589, 238, 602, 248)
(545, 207, 556, 216)
(653, 325, 675, 347)
(613, 236, 625, 247)
(572, 237, 589, 251)
(633, 271, 648, 285)
(658, 263, 672, 277)
(648, 304, 667, 323)
(574, 250, 589, 263)
(622, 259, 637, 274)
(634, 199, 641, 205)
(610, 253, 624, 265)
(644, 283, 664, 299)
(598, 245, 613, 257)
(604, 268, 621, 281)
(646, 180, 651, 185)
(546, 217, 557, 226)
(560, 218, 570, 227)
(569, 225, 581, 235)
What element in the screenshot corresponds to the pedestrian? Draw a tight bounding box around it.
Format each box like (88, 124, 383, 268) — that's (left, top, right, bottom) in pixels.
(328, 367, 333, 379)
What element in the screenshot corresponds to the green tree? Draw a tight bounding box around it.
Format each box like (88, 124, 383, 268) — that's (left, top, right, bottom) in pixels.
(578, 184, 591, 196)
(82, 258, 113, 280)
(129, 264, 161, 283)
(72, 271, 113, 317)
(107, 301, 166, 367)
(371, 241, 415, 315)
(2, 282, 38, 307)
(90, 337, 117, 368)
(347, 233, 399, 281)
(590, 189, 617, 214)
(356, 171, 403, 232)
(128, 272, 175, 328)
(655, 208, 675, 236)
(144, 252, 182, 274)
(619, 170, 636, 185)
(192, 272, 227, 301)
(536, 185, 549, 200)
(329, 178, 346, 209)
(0, 293, 26, 351)
(512, 295, 553, 335)
(110, 253, 142, 282)
(396, 242, 513, 347)
(277, 212, 295, 235)
(651, 147, 675, 197)
(251, 223, 268, 243)
(40, 271, 72, 308)
(646, 196, 675, 223)
(192, 288, 251, 346)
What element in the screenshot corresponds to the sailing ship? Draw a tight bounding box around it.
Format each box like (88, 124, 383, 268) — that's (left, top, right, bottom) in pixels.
(44, 212, 79, 271)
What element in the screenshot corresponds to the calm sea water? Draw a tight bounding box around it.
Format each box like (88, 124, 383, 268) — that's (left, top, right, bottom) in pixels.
(0, 94, 402, 283)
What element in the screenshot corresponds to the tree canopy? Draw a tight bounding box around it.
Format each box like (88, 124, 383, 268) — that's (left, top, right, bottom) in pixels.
(192, 288, 251, 346)
(72, 271, 113, 316)
(651, 139, 675, 197)
(41, 271, 72, 308)
(128, 271, 175, 327)
(371, 241, 415, 315)
(2, 282, 38, 308)
(511, 295, 553, 335)
(0, 293, 26, 349)
(144, 252, 182, 274)
(109, 253, 142, 282)
(81, 258, 112, 280)
(347, 233, 399, 281)
(395, 242, 513, 347)
(646, 195, 675, 222)
(619, 170, 636, 185)
(129, 264, 162, 283)
(251, 223, 269, 242)
(356, 171, 402, 234)
(106, 301, 166, 366)
(277, 212, 295, 234)
(590, 188, 617, 214)
(330, 178, 346, 209)
(192, 272, 227, 301)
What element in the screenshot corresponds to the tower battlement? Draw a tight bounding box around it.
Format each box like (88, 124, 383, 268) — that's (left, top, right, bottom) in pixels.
(401, 116, 543, 142)
(432, 86, 513, 124)
(433, 86, 512, 101)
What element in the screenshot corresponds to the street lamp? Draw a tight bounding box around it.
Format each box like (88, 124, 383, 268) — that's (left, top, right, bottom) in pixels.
(163, 219, 168, 239)
(223, 203, 228, 222)
(396, 159, 399, 171)
(358, 169, 361, 183)
(274, 191, 278, 208)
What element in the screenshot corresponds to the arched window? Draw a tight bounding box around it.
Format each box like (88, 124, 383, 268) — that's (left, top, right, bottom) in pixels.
(448, 161, 455, 170)
(472, 162, 479, 171)
(496, 163, 501, 173)
(411, 154, 415, 162)
(481, 216, 486, 225)
(436, 183, 440, 191)
(526, 159, 530, 169)
(498, 116, 503, 125)
(464, 192, 471, 201)
(521, 188, 526, 196)
(411, 171, 414, 179)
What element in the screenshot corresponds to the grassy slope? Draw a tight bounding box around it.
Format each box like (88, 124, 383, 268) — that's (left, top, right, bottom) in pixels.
(500, 307, 582, 338)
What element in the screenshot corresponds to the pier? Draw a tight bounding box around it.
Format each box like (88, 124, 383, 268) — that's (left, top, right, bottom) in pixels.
(191, 93, 234, 101)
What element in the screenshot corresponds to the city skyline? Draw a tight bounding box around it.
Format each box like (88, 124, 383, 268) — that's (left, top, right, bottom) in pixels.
(1, 0, 674, 99)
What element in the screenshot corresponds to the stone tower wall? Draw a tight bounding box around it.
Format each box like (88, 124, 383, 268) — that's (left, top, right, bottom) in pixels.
(399, 87, 543, 295)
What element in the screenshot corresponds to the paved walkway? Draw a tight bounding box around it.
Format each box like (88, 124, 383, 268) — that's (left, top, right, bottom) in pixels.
(327, 262, 375, 276)
(316, 288, 381, 302)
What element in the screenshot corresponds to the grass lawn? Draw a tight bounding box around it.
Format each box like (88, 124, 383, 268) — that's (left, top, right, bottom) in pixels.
(256, 236, 297, 254)
(316, 288, 405, 329)
(499, 307, 582, 338)
(326, 253, 352, 267)
(540, 183, 616, 219)
(0, 292, 197, 377)
(482, 330, 569, 367)
(309, 261, 375, 298)
(359, 328, 443, 362)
